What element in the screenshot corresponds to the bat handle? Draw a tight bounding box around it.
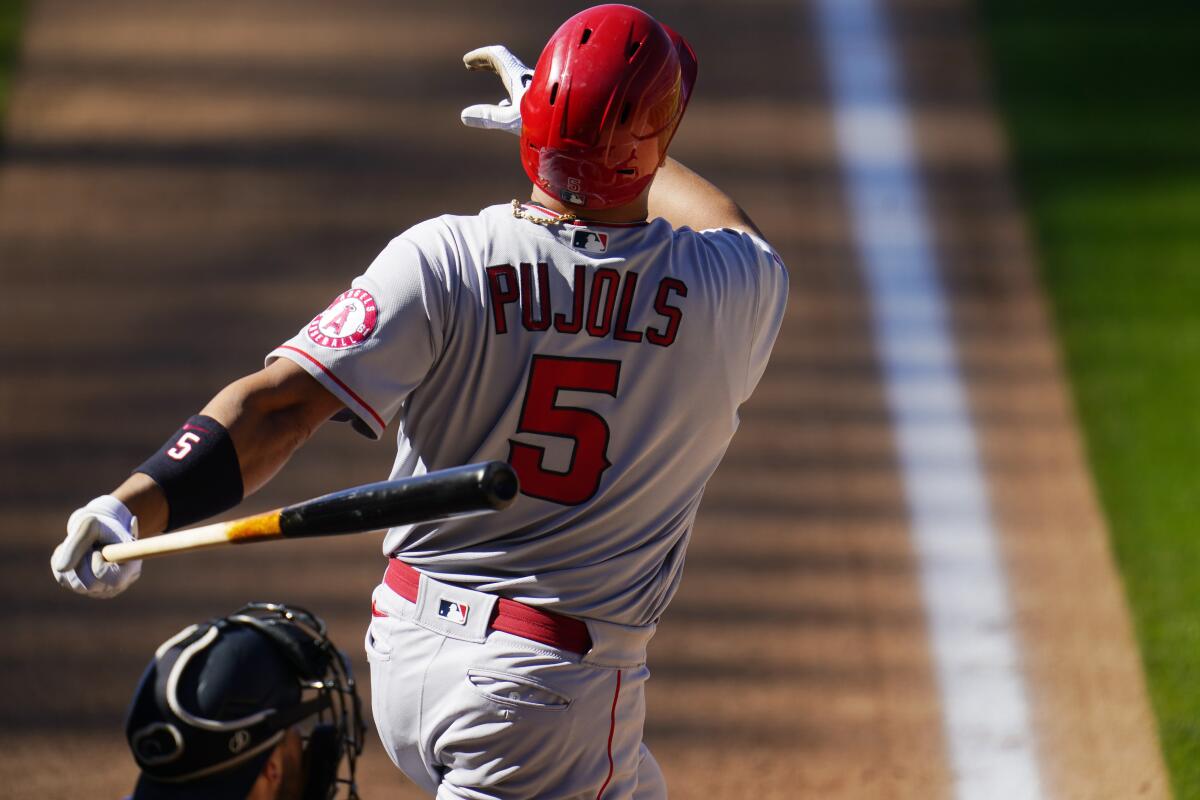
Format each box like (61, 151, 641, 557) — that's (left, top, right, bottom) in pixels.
(100, 510, 284, 563)
(102, 526, 232, 563)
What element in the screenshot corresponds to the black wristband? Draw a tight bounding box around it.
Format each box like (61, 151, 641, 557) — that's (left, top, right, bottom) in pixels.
(135, 415, 244, 531)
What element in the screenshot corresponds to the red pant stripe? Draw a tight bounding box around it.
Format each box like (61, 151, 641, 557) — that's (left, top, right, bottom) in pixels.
(596, 670, 623, 799)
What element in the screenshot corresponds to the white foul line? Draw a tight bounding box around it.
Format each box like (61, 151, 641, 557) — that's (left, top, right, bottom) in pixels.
(810, 0, 1044, 796)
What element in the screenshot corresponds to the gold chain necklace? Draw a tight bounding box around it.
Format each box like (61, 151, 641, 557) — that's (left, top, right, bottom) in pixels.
(511, 199, 578, 226)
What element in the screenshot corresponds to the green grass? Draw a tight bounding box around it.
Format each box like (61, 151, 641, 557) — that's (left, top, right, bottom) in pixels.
(980, 0, 1200, 794)
(0, 0, 25, 129)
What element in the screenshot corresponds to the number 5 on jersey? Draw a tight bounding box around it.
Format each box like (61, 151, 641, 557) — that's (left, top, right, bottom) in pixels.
(508, 355, 620, 506)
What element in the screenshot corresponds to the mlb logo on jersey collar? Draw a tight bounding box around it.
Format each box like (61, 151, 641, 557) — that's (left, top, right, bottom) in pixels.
(571, 229, 608, 254)
(438, 598, 469, 625)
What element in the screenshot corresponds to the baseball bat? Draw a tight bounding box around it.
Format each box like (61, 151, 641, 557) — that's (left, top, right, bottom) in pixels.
(100, 461, 518, 564)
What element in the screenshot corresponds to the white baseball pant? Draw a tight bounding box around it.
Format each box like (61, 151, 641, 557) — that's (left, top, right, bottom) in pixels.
(365, 569, 665, 799)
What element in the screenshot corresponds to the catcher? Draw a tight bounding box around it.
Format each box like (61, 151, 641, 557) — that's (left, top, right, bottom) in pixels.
(123, 603, 364, 800)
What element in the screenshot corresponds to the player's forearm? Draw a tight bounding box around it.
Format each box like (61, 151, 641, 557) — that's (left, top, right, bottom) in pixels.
(111, 474, 170, 536)
(647, 158, 764, 237)
(110, 389, 314, 537)
(113, 362, 341, 536)
(199, 371, 330, 496)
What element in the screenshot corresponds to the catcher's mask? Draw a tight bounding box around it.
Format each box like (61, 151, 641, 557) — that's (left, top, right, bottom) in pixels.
(520, 4, 698, 211)
(125, 602, 365, 800)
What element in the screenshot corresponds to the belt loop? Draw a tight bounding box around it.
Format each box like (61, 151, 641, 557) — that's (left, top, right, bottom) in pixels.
(581, 618, 656, 668)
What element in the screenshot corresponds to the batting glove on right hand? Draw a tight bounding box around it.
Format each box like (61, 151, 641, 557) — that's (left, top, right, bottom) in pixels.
(460, 45, 533, 136)
(51, 495, 142, 599)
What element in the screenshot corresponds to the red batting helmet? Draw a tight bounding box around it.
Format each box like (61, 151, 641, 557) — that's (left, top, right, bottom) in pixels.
(520, 4, 698, 211)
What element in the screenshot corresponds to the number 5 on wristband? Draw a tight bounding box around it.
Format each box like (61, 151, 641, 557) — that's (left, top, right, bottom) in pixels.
(135, 415, 244, 531)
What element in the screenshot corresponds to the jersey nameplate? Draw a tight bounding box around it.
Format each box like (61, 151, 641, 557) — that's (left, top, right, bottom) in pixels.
(485, 263, 686, 347)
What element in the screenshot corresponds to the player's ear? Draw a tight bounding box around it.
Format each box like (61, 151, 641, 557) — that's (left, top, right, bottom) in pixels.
(251, 744, 286, 797)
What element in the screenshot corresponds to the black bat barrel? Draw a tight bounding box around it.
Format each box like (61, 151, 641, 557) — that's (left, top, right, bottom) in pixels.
(278, 461, 519, 537)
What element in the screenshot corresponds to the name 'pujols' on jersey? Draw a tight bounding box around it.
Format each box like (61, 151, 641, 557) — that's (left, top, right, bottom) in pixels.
(485, 263, 687, 347)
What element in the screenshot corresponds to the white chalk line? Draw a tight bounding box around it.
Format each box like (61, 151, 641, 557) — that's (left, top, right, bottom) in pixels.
(809, 0, 1044, 796)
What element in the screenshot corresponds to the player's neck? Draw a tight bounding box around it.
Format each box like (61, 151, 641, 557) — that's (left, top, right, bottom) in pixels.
(529, 186, 650, 224)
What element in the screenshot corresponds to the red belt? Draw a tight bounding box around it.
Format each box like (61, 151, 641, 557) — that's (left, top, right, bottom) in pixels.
(380, 559, 592, 656)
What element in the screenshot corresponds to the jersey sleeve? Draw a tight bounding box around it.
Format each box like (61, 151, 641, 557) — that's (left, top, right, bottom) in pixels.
(697, 227, 790, 400)
(265, 219, 456, 439)
(741, 232, 789, 398)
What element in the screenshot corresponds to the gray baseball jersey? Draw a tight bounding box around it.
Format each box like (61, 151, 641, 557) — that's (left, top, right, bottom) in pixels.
(268, 202, 787, 626)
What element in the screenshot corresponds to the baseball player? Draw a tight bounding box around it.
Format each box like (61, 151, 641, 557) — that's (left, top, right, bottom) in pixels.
(50, 5, 787, 798)
(124, 602, 364, 800)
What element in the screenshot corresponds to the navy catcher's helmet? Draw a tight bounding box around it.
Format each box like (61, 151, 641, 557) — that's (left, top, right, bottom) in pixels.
(125, 602, 364, 800)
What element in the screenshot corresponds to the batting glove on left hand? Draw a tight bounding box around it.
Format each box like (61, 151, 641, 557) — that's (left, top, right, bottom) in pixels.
(51, 495, 142, 599)
(460, 45, 533, 136)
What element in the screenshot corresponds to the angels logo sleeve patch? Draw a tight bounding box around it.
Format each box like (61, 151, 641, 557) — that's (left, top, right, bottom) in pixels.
(307, 288, 378, 349)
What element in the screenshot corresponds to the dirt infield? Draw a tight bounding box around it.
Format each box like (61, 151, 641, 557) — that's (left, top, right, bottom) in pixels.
(0, 0, 1167, 797)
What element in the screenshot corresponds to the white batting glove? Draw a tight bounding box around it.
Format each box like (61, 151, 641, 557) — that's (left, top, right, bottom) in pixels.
(460, 45, 534, 136)
(51, 495, 142, 599)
